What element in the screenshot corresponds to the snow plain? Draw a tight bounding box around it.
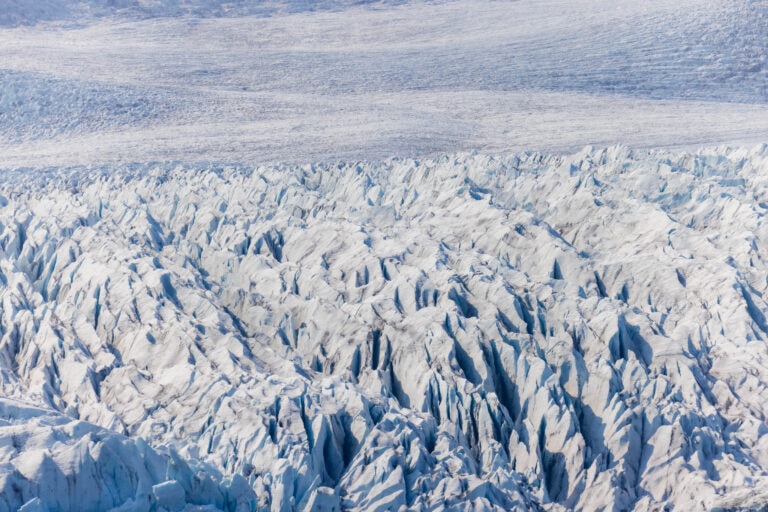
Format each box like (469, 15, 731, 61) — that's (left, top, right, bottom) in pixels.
(1, 0, 768, 511)
(0, 0, 767, 166)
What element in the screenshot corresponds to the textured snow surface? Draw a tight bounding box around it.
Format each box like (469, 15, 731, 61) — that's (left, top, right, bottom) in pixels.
(2, 146, 768, 510)
(1, 0, 767, 166)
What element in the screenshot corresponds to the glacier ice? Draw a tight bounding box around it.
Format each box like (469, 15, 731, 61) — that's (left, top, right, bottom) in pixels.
(2, 146, 768, 510)
(1, 0, 768, 509)
(0, 397, 256, 512)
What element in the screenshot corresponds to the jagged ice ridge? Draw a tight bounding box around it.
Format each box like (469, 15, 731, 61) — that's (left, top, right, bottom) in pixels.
(2, 146, 768, 510)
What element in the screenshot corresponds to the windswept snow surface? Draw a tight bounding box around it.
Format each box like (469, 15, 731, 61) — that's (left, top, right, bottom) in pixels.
(0, 0, 767, 165)
(3, 147, 768, 510)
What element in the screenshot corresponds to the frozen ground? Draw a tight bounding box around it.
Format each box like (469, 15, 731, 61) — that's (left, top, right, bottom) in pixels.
(1, 1, 768, 511)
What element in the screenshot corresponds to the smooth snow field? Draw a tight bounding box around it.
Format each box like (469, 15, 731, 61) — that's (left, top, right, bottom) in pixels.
(0, 0, 767, 165)
(1, 1, 768, 511)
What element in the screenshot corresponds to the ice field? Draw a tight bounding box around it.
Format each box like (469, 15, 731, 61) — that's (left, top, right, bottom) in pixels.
(1, 1, 768, 510)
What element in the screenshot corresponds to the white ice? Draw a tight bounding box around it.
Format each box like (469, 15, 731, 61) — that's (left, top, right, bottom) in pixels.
(1, 1, 767, 511)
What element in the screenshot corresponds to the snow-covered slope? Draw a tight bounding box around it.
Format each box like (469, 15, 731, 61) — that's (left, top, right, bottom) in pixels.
(3, 146, 768, 510)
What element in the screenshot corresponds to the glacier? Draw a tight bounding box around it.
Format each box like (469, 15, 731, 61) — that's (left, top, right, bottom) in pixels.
(2, 0, 768, 510)
(3, 146, 768, 510)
